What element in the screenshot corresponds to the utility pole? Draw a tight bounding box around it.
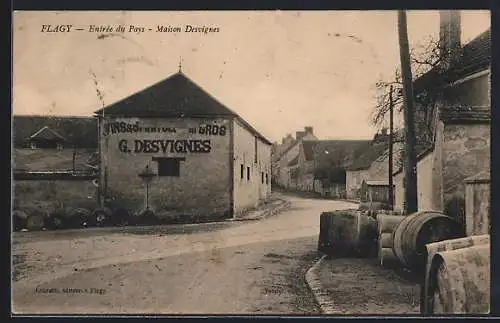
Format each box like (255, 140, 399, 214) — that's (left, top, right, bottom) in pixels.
(397, 10, 418, 214)
(388, 85, 394, 210)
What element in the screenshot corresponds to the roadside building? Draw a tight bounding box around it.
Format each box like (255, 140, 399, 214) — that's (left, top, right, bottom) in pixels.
(393, 12, 490, 224)
(94, 71, 272, 221)
(297, 139, 370, 197)
(271, 133, 295, 186)
(275, 127, 317, 189)
(360, 180, 394, 204)
(345, 130, 392, 199)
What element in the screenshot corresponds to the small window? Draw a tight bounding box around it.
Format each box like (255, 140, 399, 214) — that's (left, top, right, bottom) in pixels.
(261, 172, 264, 184)
(240, 164, 244, 180)
(153, 157, 185, 177)
(247, 166, 250, 181)
(266, 173, 269, 184)
(254, 137, 258, 164)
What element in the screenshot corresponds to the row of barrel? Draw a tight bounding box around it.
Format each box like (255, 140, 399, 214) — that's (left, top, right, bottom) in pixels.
(13, 201, 158, 231)
(318, 209, 490, 314)
(376, 211, 490, 314)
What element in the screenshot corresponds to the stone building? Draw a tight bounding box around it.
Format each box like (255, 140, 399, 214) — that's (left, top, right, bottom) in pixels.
(95, 71, 272, 221)
(274, 127, 317, 188)
(393, 11, 490, 223)
(296, 139, 369, 196)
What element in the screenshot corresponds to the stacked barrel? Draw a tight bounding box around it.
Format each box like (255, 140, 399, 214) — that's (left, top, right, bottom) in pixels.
(376, 214, 404, 268)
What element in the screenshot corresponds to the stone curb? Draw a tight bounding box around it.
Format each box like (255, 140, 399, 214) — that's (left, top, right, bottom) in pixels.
(229, 199, 292, 222)
(305, 254, 340, 315)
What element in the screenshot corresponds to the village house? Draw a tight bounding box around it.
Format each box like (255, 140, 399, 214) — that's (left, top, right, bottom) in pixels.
(271, 133, 295, 186)
(294, 139, 370, 197)
(345, 129, 397, 199)
(393, 11, 490, 226)
(13, 115, 98, 150)
(274, 127, 317, 189)
(94, 70, 272, 221)
(24, 126, 71, 150)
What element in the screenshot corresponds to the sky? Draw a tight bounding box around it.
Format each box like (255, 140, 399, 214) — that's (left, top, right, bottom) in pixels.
(12, 10, 490, 143)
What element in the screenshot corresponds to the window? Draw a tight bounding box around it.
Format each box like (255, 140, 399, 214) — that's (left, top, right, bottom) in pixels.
(240, 164, 244, 180)
(153, 157, 185, 177)
(247, 166, 250, 181)
(261, 172, 264, 184)
(254, 137, 258, 164)
(266, 173, 269, 185)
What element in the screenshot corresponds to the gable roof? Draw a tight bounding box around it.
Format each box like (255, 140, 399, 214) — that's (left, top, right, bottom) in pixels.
(28, 126, 70, 142)
(94, 71, 271, 145)
(413, 28, 491, 93)
(304, 139, 372, 166)
(13, 115, 98, 148)
(347, 140, 389, 171)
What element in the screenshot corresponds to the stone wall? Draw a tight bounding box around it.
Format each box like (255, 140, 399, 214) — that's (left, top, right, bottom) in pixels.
(442, 123, 490, 225)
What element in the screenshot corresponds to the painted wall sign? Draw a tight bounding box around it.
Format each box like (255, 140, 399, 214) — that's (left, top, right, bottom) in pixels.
(104, 121, 177, 135)
(118, 139, 212, 153)
(104, 121, 227, 136)
(197, 124, 227, 136)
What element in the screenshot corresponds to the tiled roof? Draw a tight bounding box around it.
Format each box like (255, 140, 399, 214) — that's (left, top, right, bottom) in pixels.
(303, 140, 371, 164)
(413, 28, 491, 93)
(13, 115, 98, 148)
(440, 106, 491, 124)
(347, 140, 389, 171)
(94, 72, 271, 145)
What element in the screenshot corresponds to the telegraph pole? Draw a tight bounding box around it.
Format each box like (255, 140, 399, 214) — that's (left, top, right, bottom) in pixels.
(397, 10, 418, 214)
(388, 85, 394, 210)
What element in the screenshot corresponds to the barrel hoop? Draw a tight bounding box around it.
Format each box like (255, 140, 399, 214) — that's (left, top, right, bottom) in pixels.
(403, 212, 450, 269)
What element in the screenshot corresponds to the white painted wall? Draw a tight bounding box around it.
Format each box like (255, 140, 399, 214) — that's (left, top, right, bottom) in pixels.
(232, 119, 272, 215)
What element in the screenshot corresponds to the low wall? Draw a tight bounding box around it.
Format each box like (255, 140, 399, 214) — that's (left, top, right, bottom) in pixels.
(13, 180, 98, 210)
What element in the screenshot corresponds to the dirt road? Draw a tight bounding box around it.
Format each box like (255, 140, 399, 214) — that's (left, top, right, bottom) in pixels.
(13, 195, 355, 314)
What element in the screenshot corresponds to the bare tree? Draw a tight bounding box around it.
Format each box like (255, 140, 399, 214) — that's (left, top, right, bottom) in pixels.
(370, 35, 448, 131)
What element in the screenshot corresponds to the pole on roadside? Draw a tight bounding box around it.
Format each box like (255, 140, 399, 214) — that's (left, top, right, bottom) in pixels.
(397, 10, 418, 215)
(388, 85, 394, 210)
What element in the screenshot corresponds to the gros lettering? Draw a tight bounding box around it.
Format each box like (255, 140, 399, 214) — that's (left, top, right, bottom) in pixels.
(198, 124, 226, 136)
(118, 139, 211, 154)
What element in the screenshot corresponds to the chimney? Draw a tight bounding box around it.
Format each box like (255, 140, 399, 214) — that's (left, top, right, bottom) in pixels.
(296, 131, 306, 140)
(304, 126, 313, 135)
(439, 10, 461, 69)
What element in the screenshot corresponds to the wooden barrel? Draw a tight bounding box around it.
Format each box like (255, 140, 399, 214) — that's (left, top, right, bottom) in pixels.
(420, 234, 490, 314)
(13, 210, 28, 231)
(20, 205, 48, 231)
(392, 211, 464, 271)
(91, 207, 113, 226)
(427, 243, 490, 314)
(377, 214, 404, 237)
(318, 212, 331, 253)
(325, 209, 378, 258)
(379, 233, 393, 248)
(391, 214, 417, 268)
(379, 247, 401, 268)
